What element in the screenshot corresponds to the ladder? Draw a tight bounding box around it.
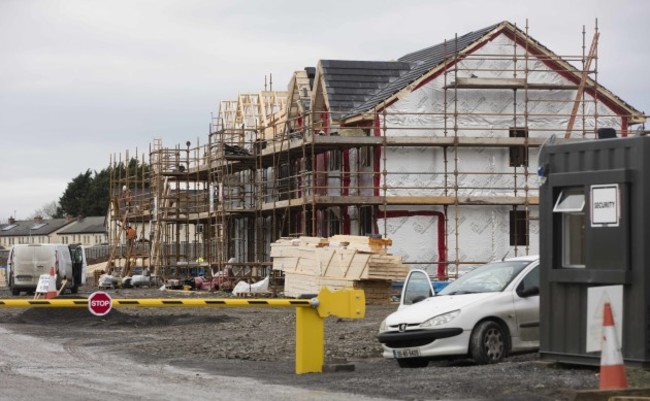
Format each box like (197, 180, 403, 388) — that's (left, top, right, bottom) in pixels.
(151, 177, 170, 276)
(106, 197, 129, 276)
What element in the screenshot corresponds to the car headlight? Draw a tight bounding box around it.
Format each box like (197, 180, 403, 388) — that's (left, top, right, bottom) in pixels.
(420, 309, 460, 328)
(379, 319, 388, 333)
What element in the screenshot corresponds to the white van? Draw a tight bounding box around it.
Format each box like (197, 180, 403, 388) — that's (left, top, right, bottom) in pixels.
(7, 243, 86, 296)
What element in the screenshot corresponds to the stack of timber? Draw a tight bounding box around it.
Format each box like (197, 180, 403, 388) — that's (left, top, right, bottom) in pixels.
(0, 268, 6, 287)
(271, 235, 409, 304)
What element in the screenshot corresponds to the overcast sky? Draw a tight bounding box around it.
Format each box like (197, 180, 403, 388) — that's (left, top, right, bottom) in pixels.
(1, 0, 648, 221)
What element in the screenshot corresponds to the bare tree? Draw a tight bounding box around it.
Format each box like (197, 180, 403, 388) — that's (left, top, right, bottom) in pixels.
(30, 201, 59, 219)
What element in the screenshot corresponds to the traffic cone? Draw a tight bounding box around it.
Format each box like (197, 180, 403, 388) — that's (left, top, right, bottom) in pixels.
(599, 302, 628, 390)
(45, 266, 58, 299)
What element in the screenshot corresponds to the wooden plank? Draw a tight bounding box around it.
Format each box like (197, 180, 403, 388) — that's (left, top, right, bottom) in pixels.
(272, 257, 299, 272)
(261, 195, 540, 209)
(565, 31, 599, 138)
(317, 248, 336, 277)
(341, 249, 357, 277)
(450, 77, 579, 91)
(270, 246, 302, 258)
(346, 254, 371, 279)
(354, 280, 393, 304)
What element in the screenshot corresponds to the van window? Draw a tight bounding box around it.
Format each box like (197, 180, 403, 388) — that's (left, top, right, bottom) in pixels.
(72, 247, 84, 263)
(15, 247, 55, 265)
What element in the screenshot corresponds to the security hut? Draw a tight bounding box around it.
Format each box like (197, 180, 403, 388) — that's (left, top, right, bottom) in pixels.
(538, 130, 650, 368)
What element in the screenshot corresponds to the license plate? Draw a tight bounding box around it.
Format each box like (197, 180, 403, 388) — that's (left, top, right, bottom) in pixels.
(393, 348, 421, 359)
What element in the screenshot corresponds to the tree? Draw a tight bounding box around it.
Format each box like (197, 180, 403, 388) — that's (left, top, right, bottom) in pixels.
(31, 201, 59, 219)
(57, 170, 93, 217)
(56, 158, 147, 218)
(86, 169, 109, 216)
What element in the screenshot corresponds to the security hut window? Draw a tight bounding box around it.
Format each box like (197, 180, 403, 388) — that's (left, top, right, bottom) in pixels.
(509, 127, 528, 167)
(553, 188, 586, 268)
(510, 209, 529, 246)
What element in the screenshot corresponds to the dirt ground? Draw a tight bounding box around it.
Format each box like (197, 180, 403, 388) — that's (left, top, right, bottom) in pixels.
(1, 286, 649, 401)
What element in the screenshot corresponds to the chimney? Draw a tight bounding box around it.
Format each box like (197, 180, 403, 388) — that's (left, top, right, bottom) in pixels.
(34, 215, 43, 225)
(8, 217, 15, 224)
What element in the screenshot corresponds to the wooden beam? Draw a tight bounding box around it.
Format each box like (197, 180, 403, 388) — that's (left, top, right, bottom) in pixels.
(450, 77, 579, 91)
(565, 31, 599, 138)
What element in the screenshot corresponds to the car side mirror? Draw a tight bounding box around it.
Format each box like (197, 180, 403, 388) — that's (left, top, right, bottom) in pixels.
(517, 285, 539, 298)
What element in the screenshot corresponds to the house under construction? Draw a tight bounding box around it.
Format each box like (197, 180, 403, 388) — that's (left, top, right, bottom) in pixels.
(107, 21, 645, 287)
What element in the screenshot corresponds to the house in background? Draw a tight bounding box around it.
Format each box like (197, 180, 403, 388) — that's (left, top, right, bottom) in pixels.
(0, 216, 73, 247)
(57, 216, 108, 246)
(0, 216, 108, 248)
(110, 21, 645, 280)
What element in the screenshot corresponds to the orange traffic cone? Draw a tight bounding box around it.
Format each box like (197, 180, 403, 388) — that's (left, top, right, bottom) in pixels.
(45, 266, 58, 299)
(599, 302, 628, 390)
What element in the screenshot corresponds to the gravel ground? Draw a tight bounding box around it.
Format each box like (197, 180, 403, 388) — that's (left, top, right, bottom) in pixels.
(1, 286, 648, 401)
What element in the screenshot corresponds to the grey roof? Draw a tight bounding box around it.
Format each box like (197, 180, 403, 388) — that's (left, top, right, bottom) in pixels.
(57, 216, 107, 235)
(304, 67, 316, 89)
(320, 60, 411, 121)
(339, 22, 500, 119)
(0, 218, 73, 237)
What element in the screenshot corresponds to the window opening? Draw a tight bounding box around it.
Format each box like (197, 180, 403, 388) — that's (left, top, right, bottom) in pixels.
(510, 209, 528, 246)
(553, 188, 586, 267)
(509, 127, 528, 167)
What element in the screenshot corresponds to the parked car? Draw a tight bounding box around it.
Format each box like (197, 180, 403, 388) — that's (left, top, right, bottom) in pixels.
(377, 255, 540, 368)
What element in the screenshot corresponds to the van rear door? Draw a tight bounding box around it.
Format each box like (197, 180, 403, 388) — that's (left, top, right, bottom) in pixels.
(15, 245, 53, 285)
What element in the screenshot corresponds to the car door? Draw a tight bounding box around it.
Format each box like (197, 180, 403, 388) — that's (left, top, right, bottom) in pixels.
(399, 269, 435, 310)
(512, 264, 540, 344)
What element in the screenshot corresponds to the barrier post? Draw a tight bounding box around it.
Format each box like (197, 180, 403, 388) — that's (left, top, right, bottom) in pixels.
(295, 287, 366, 374)
(295, 306, 325, 374)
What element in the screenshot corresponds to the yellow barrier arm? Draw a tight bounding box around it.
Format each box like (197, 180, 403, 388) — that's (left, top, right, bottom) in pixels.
(0, 287, 366, 374)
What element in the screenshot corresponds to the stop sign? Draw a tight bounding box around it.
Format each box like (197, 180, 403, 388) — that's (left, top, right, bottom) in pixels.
(88, 291, 112, 316)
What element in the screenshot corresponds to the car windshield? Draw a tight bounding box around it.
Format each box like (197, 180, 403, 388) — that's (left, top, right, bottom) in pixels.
(437, 260, 532, 295)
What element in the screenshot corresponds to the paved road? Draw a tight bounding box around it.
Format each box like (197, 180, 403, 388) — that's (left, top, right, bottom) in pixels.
(0, 326, 394, 401)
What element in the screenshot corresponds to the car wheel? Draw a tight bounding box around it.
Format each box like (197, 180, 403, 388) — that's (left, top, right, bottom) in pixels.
(397, 358, 429, 368)
(470, 321, 507, 364)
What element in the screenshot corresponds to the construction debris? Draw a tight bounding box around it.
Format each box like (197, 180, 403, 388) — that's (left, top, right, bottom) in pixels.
(271, 235, 409, 304)
(232, 276, 270, 296)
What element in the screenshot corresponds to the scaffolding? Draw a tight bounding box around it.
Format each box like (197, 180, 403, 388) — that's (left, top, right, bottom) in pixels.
(108, 21, 645, 286)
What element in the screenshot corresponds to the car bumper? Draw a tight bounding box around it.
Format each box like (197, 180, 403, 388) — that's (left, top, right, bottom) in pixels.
(13, 275, 38, 288)
(377, 328, 469, 359)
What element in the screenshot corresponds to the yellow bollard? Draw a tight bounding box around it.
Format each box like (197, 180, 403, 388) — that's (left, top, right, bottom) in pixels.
(295, 306, 325, 374)
(295, 288, 365, 374)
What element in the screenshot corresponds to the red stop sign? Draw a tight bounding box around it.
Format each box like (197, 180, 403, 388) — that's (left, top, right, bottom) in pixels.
(88, 291, 112, 316)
